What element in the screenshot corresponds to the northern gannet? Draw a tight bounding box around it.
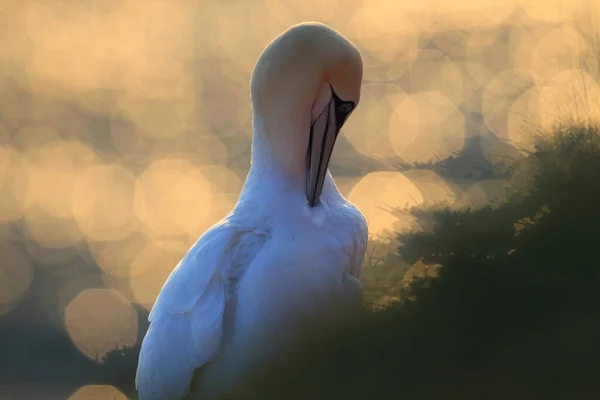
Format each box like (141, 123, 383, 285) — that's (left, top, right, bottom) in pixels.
(135, 22, 368, 400)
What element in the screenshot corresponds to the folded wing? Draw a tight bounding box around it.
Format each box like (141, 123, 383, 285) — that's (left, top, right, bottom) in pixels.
(135, 219, 268, 400)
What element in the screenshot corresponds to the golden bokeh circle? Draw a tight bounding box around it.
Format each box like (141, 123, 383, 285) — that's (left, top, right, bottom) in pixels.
(507, 86, 544, 151)
(349, 0, 419, 63)
(72, 164, 138, 242)
(134, 158, 214, 238)
(65, 288, 138, 360)
(68, 385, 127, 400)
(482, 68, 534, 138)
(459, 179, 510, 209)
(24, 140, 101, 218)
(343, 83, 406, 159)
(402, 169, 458, 206)
(389, 91, 465, 163)
(24, 207, 84, 249)
(87, 231, 150, 277)
(529, 27, 587, 85)
(348, 171, 423, 237)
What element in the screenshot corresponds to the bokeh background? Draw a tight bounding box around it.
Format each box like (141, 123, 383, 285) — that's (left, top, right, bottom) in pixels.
(1, 0, 599, 398)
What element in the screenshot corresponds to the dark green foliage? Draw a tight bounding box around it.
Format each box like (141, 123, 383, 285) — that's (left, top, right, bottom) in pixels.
(99, 344, 141, 399)
(227, 123, 600, 399)
(360, 237, 409, 308)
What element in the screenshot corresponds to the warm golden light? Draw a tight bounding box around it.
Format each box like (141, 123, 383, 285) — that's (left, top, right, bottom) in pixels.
(403, 170, 458, 205)
(72, 165, 138, 242)
(348, 171, 423, 237)
(529, 27, 586, 85)
(482, 69, 534, 139)
(88, 232, 150, 277)
(128, 239, 189, 310)
(65, 288, 138, 360)
(389, 91, 465, 163)
(407, 54, 465, 105)
(134, 158, 213, 238)
(459, 179, 510, 209)
(265, 0, 343, 26)
(24, 207, 84, 249)
(217, 2, 288, 74)
(343, 83, 406, 160)
(0, 147, 32, 222)
(25, 140, 101, 218)
(507, 86, 544, 151)
(538, 69, 600, 129)
(68, 385, 127, 400)
(350, 0, 418, 63)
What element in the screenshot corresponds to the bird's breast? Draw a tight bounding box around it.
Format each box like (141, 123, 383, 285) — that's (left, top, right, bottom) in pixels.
(232, 226, 352, 334)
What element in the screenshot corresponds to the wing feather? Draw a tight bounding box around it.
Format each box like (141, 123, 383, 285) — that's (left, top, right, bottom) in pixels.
(149, 224, 234, 319)
(136, 220, 267, 400)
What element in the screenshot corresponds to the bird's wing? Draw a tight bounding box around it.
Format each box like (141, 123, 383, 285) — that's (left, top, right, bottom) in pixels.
(346, 207, 368, 279)
(337, 206, 368, 311)
(135, 218, 269, 400)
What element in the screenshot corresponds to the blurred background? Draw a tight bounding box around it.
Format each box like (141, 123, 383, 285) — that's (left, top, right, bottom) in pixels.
(1, 0, 600, 399)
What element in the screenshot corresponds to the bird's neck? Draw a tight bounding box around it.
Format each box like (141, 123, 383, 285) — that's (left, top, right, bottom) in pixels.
(240, 113, 341, 204)
(247, 113, 307, 188)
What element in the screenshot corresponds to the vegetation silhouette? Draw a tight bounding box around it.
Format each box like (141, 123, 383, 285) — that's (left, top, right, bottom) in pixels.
(97, 343, 141, 399)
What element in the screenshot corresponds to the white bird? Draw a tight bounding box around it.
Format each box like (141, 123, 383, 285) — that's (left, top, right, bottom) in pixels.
(135, 22, 368, 400)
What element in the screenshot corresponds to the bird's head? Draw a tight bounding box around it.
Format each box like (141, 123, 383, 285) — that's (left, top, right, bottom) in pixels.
(250, 22, 363, 207)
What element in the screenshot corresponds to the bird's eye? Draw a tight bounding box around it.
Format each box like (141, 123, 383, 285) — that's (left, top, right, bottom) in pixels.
(339, 103, 353, 114)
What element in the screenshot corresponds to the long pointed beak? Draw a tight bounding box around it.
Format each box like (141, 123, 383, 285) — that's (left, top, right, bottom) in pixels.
(306, 88, 355, 207)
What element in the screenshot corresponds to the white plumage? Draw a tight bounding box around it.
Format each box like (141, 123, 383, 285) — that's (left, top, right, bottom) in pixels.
(136, 22, 367, 400)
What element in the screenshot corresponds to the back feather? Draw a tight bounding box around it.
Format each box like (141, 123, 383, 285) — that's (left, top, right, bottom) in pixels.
(135, 219, 268, 399)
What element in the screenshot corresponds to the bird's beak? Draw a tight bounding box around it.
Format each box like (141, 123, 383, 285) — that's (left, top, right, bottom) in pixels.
(306, 87, 355, 207)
